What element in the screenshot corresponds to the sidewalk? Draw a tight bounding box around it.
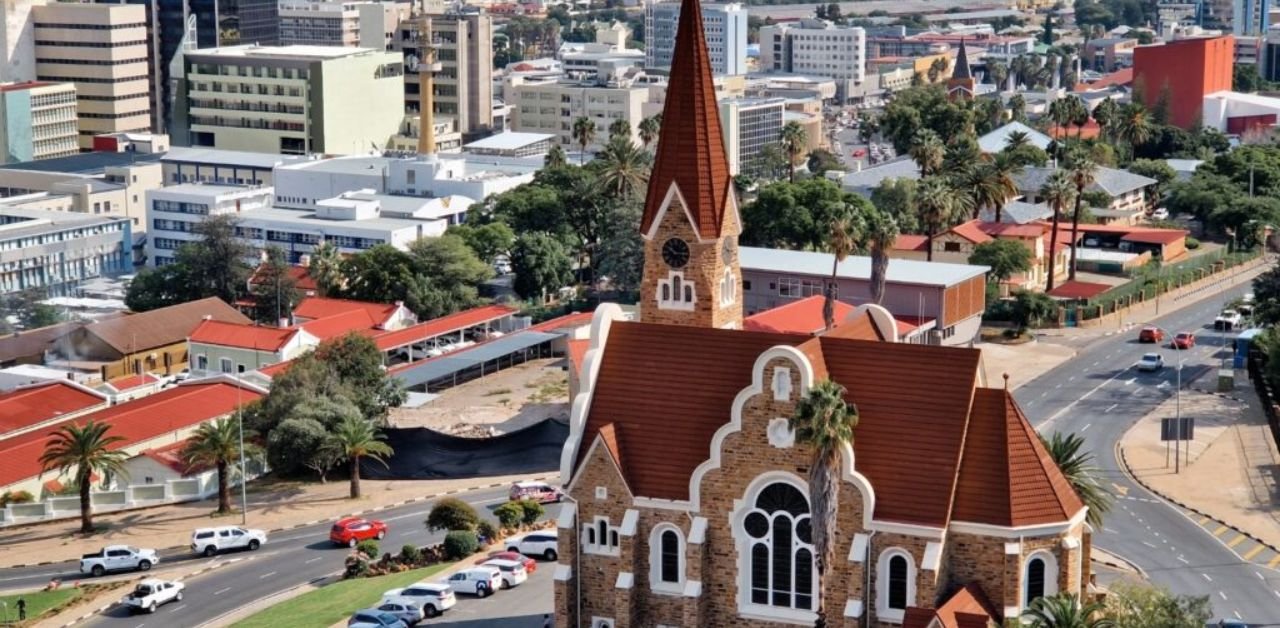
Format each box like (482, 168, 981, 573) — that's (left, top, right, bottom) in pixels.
(0, 472, 549, 570)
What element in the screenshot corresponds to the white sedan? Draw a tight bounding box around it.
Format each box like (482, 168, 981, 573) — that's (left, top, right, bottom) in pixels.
(1137, 353, 1164, 372)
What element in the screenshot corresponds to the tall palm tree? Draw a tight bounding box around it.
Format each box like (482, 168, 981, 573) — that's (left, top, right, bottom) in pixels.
(967, 157, 1019, 220)
(182, 418, 262, 515)
(908, 129, 945, 177)
(824, 220, 855, 331)
(544, 144, 567, 168)
(1040, 169, 1076, 292)
(607, 118, 631, 143)
(39, 421, 128, 533)
(1004, 130, 1032, 151)
(1022, 593, 1113, 628)
(987, 59, 1008, 89)
(322, 416, 394, 499)
(1040, 432, 1111, 527)
(596, 136, 652, 198)
(637, 115, 660, 149)
(1115, 103, 1151, 162)
(1065, 151, 1098, 282)
(789, 379, 857, 628)
(989, 152, 1024, 222)
(1068, 96, 1090, 141)
(1092, 97, 1118, 142)
(864, 210, 899, 305)
(571, 116, 595, 165)
(917, 176, 960, 263)
(778, 121, 808, 183)
(308, 241, 343, 298)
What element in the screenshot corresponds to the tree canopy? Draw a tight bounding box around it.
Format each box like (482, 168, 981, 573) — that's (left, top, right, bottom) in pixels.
(969, 239, 1033, 282)
(126, 214, 253, 311)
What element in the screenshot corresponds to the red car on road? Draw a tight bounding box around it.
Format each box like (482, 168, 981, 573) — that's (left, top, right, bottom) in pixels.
(329, 517, 387, 547)
(1172, 331, 1197, 349)
(475, 551, 537, 573)
(1138, 327, 1164, 343)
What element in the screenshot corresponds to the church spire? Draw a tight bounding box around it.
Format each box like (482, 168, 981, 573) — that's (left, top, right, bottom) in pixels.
(953, 38, 972, 80)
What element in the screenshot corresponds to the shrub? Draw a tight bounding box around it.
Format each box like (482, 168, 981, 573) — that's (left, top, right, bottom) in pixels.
(344, 553, 370, 579)
(0, 490, 33, 507)
(426, 497, 481, 532)
(356, 539, 380, 559)
(1185, 236, 1201, 250)
(518, 499, 545, 526)
(493, 501, 523, 529)
(477, 520, 499, 544)
(443, 530, 479, 560)
(399, 544, 422, 565)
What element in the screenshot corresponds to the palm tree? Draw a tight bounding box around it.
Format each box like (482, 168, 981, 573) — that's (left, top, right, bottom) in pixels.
(824, 220, 855, 331)
(1022, 593, 1113, 628)
(1005, 130, 1032, 151)
(322, 416, 394, 499)
(1067, 96, 1090, 141)
(778, 121, 808, 183)
(927, 56, 948, 82)
(571, 116, 595, 164)
(1047, 98, 1071, 148)
(39, 421, 128, 534)
(969, 157, 1019, 220)
(544, 144, 567, 168)
(596, 136, 652, 198)
(987, 59, 1008, 89)
(1040, 169, 1077, 292)
(637, 115, 660, 149)
(1065, 151, 1097, 282)
(1040, 432, 1111, 528)
(1092, 97, 1118, 142)
(917, 176, 960, 263)
(308, 241, 343, 297)
(182, 418, 262, 515)
(1115, 103, 1151, 162)
(789, 379, 857, 628)
(908, 129, 945, 177)
(607, 118, 631, 143)
(863, 210, 899, 305)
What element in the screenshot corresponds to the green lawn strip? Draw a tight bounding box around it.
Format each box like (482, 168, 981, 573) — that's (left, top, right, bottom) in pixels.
(232, 563, 454, 628)
(0, 587, 84, 625)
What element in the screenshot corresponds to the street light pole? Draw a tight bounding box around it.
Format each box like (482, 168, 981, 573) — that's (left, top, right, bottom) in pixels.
(236, 372, 248, 526)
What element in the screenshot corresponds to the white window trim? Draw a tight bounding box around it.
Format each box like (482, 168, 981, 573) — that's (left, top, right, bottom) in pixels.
(649, 523, 686, 595)
(583, 516, 620, 557)
(1022, 550, 1059, 607)
(875, 547, 917, 624)
(720, 268, 737, 306)
(732, 472, 818, 625)
(657, 270, 695, 311)
(590, 617, 614, 628)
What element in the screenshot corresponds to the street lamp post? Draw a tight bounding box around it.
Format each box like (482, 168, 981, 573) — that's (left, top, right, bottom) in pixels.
(236, 372, 248, 526)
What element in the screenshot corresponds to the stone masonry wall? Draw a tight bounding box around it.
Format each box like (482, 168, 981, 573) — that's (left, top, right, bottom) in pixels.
(638, 187, 743, 330)
(561, 439, 638, 626)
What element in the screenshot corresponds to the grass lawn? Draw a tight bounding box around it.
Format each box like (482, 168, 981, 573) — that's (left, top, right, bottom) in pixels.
(0, 587, 84, 625)
(233, 563, 453, 628)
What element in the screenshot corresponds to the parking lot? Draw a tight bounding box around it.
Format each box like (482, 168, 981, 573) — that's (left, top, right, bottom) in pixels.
(434, 561, 553, 627)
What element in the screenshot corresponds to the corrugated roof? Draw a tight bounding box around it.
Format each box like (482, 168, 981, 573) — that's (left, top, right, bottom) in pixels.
(293, 297, 400, 326)
(84, 297, 250, 355)
(1047, 280, 1113, 300)
(1122, 230, 1187, 245)
(1016, 165, 1156, 197)
(743, 296, 855, 335)
(189, 319, 298, 351)
(105, 373, 161, 392)
(977, 121, 1052, 153)
(0, 320, 86, 364)
(892, 234, 928, 251)
(950, 220, 995, 244)
(0, 381, 106, 436)
(297, 309, 378, 342)
(741, 246, 989, 287)
(372, 305, 517, 351)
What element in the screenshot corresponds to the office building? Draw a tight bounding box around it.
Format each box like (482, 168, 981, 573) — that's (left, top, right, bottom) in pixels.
(646, 1, 747, 75)
(278, 0, 411, 49)
(559, 22, 645, 79)
(33, 3, 153, 150)
(506, 72, 651, 152)
(1235, 0, 1272, 33)
(273, 153, 536, 204)
(0, 0, 45, 84)
(0, 206, 132, 296)
(1133, 35, 1233, 127)
(718, 97, 784, 177)
(758, 19, 865, 100)
(393, 11, 494, 137)
(0, 82, 79, 165)
(176, 45, 404, 155)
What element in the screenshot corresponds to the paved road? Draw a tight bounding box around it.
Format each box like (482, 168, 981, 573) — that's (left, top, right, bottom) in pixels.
(1015, 278, 1280, 624)
(434, 565, 553, 628)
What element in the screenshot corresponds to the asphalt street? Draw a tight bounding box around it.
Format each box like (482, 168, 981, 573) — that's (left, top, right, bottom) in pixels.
(1015, 278, 1280, 624)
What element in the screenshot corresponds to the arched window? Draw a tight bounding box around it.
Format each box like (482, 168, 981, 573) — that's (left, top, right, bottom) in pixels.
(662, 284, 670, 301)
(875, 548, 916, 622)
(683, 285, 693, 302)
(1022, 551, 1058, 608)
(1026, 557, 1045, 604)
(741, 482, 814, 612)
(887, 555, 908, 609)
(650, 524, 685, 593)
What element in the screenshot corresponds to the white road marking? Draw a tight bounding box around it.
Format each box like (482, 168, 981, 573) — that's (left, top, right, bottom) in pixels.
(1219, 591, 1228, 600)
(1081, 423, 1091, 432)
(1055, 384, 1062, 389)
(1203, 573, 1214, 582)
(305, 557, 323, 564)
(259, 571, 277, 579)
(1257, 571, 1266, 581)
(1040, 366, 1135, 428)
(1105, 403, 1118, 413)
(170, 605, 187, 613)
(1177, 556, 1189, 564)
(1125, 378, 1136, 385)
(215, 587, 231, 595)
(0, 571, 59, 583)
(1142, 541, 1157, 548)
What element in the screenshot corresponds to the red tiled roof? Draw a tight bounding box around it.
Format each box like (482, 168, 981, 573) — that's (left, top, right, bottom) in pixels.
(139, 439, 212, 476)
(744, 296, 856, 335)
(892, 234, 929, 251)
(949, 220, 994, 244)
(250, 264, 317, 293)
(978, 222, 1046, 238)
(0, 382, 263, 489)
(566, 339, 590, 378)
(528, 311, 595, 333)
(107, 373, 161, 392)
(1122, 229, 1187, 245)
(189, 319, 298, 352)
(904, 583, 998, 628)
(0, 381, 105, 436)
(372, 305, 517, 351)
(258, 360, 293, 378)
(639, 0, 732, 239)
(951, 388, 1085, 526)
(1047, 280, 1113, 300)
(1074, 67, 1133, 91)
(298, 309, 378, 342)
(293, 297, 400, 326)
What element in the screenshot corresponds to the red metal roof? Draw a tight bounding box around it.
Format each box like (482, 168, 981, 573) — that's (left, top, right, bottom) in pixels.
(371, 305, 517, 351)
(527, 311, 594, 333)
(293, 297, 400, 326)
(892, 234, 929, 251)
(1074, 67, 1133, 91)
(743, 296, 856, 335)
(139, 439, 212, 476)
(298, 309, 378, 342)
(250, 264, 318, 293)
(639, 0, 733, 239)
(107, 373, 162, 392)
(0, 381, 105, 436)
(949, 220, 995, 244)
(978, 222, 1046, 238)
(189, 319, 298, 352)
(1121, 230, 1187, 245)
(1046, 280, 1114, 300)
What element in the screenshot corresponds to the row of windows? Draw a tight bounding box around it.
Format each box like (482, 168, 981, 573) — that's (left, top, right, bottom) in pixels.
(189, 116, 306, 132)
(191, 64, 310, 80)
(190, 99, 305, 114)
(192, 83, 305, 97)
(80, 93, 151, 102)
(35, 22, 147, 30)
(39, 74, 148, 84)
(80, 110, 151, 120)
(152, 237, 187, 251)
(153, 218, 193, 232)
(35, 39, 148, 48)
(36, 57, 148, 66)
(153, 200, 210, 215)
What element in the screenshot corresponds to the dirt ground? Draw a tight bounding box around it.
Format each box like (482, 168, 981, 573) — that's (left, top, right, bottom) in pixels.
(977, 339, 1077, 391)
(389, 359, 570, 437)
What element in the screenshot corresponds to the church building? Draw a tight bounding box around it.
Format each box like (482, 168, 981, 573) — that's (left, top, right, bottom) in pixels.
(552, 0, 1091, 626)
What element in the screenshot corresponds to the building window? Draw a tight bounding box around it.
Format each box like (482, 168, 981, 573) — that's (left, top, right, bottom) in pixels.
(943, 241, 962, 252)
(736, 478, 815, 620)
(219, 358, 233, 373)
(720, 269, 737, 306)
(876, 548, 916, 623)
(1023, 551, 1059, 608)
(196, 355, 208, 370)
(583, 516, 619, 556)
(650, 524, 685, 593)
(658, 271, 695, 311)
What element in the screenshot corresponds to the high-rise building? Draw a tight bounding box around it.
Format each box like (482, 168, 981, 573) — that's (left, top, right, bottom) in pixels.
(646, 1, 747, 75)
(278, 0, 411, 49)
(1234, 0, 1271, 33)
(1133, 35, 1233, 127)
(392, 11, 494, 138)
(175, 45, 404, 155)
(33, 3, 153, 150)
(0, 81, 79, 164)
(506, 73, 650, 152)
(718, 97, 784, 177)
(758, 19, 865, 100)
(235, 0, 281, 45)
(0, 0, 47, 84)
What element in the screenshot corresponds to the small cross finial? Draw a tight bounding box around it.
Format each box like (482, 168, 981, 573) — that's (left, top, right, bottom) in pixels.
(1003, 373, 1010, 390)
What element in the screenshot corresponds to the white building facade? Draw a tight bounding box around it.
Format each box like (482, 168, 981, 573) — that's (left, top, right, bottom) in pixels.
(759, 19, 866, 101)
(646, 1, 748, 75)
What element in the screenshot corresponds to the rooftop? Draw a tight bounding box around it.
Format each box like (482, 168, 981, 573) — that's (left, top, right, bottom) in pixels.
(189, 44, 388, 60)
(977, 121, 1052, 153)
(464, 132, 554, 151)
(189, 319, 300, 352)
(162, 146, 308, 169)
(1015, 165, 1156, 197)
(740, 246, 989, 287)
(0, 381, 105, 437)
(0, 150, 163, 174)
(78, 297, 252, 355)
(293, 297, 402, 326)
(372, 304, 517, 351)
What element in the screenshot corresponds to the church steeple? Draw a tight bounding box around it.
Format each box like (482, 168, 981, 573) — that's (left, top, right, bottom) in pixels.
(637, 0, 742, 330)
(947, 39, 976, 101)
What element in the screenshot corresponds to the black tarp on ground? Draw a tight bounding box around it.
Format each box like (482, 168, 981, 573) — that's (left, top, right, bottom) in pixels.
(360, 419, 569, 480)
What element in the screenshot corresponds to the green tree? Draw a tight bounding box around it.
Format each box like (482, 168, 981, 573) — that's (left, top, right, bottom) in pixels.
(39, 420, 129, 533)
(862, 208, 899, 305)
(969, 239, 1033, 282)
(125, 264, 189, 312)
(1021, 592, 1113, 628)
(806, 148, 843, 178)
(638, 115, 661, 149)
(571, 116, 596, 163)
(908, 129, 946, 177)
(426, 497, 481, 532)
(6, 288, 64, 329)
(595, 198, 645, 293)
(1115, 103, 1152, 162)
(596, 136, 652, 198)
(788, 379, 857, 628)
(916, 176, 961, 262)
(1126, 159, 1177, 210)
(1042, 12, 1054, 44)
(824, 220, 855, 331)
(512, 232, 573, 301)
(1234, 63, 1266, 92)
(1102, 581, 1210, 628)
(871, 178, 920, 234)
(177, 214, 254, 306)
(308, 242, 344, 297)
(778, 121, 808, 183)
(607, 118, 631, 142)
(266, 417, 333, 479)
(321, 415, 393, 499)
(1040, 431, 1111, 527)
(405, 234, 493, 318)
(1252, 263, 1280, 327)
(741, 178, 865, 250)
(544, 144, 567, 168)
(252, 247, 301, 325)
(1211, 196, 1280, 251)
(968, 154, 1021, 221)
(1011, 289, 1059, 332)
(182, 418, 261, 515)
(1040, 169, 1077, 292)
(1065, 150, 1098, 282)
(338, 244, 416, 305)
(450, 222, 516, 265)
(1009, 93, 1027, 122)
(313, 334, 407, 420)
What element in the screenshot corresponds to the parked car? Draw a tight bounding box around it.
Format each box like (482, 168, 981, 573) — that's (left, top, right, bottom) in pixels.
(1151, 208, 1170, 220)
(1138, 327, 1164, 343)
(1216, 621, 1247, 628)
(374, 601, 424, 625)
(476, 550, 537, 573)
(348, 610, 408, 628)
(380, 583, 456, 617)
(507, 531, 558, 561)
(444, 566, 502, 597)
(509, 480, 561, 504)
(330, 517, 387, 547)
(80, 546, 158, 577)
(123, 579, 184, 614)
(1137, 353, 1164, 372)
(1172, 332, 1196, 350)
(191, 526, 267, 557)
(174, 368, 191, 382)
(482, 558, 529, 589)
(1215, 309, 1243, 331)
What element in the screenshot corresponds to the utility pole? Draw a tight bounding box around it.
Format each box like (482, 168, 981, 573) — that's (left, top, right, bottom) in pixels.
(236, 372, 248, 526)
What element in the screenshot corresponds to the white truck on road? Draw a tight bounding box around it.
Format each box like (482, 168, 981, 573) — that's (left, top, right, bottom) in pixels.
(80, 546, 158, 577)
(123, 579, 184, 614)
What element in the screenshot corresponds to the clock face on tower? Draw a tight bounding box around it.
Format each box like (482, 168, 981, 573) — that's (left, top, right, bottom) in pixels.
(662, 238, 690, 268)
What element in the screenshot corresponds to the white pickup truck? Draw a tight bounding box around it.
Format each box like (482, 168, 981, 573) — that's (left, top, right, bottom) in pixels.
(80, 545, 158, 577)
(1215, 309, 1244, 331)
(123, 579, 184, 614)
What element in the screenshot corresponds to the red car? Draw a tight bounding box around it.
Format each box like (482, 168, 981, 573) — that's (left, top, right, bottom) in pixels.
(475, 550, 537, 573)
(1172, 331, 1197, 349)
(329, 517, 387, 547)
(1138, 327, 1164, 343)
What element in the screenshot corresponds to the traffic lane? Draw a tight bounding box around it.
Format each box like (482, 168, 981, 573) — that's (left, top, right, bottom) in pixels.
(433, 565, 553, 628)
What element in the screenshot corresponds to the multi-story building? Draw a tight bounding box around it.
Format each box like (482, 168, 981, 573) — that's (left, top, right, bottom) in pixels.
(559, 23, 646, 79)
(758, 19, 865, 101)
(0, 206, 132, 296)
(0, 0, 45, 84)
(175, 45, 404, 155)
(646, 1, 747, 75)
(1082, 37, 1139, 71)
(278, 0, 411, 49)
(1235, 0, 1271, 33)
(0, 82, 79, 165)
(507, 73, 650, 152)
(393, 11, 494, 138)
(1133, 35, 1233, 127)
(718, 97, 784, 177)
(33, 3, 153, 151)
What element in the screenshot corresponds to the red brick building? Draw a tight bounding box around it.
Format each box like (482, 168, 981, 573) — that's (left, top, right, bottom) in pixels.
(1132, 36, 1233, 128)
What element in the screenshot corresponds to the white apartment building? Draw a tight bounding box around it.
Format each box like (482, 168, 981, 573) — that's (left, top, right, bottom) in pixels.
(0, 0, 44, 84)
(719, 97, 785, 177)
(278, 0, 412, 49)
(0, 81, 79, 164)
(0, 206, 132, 296)
(272, 153, 536, 205)
(177, 45, 404, 156)
(506, 73, 651, 152)
(646, 1, 748, 75)
(560, 22, 646, 79)
(32, 3, 152, 150)
(759, 19, 866, 101)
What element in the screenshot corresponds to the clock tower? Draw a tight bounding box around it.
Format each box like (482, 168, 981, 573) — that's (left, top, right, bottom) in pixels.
(638, 0, 743, 330)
